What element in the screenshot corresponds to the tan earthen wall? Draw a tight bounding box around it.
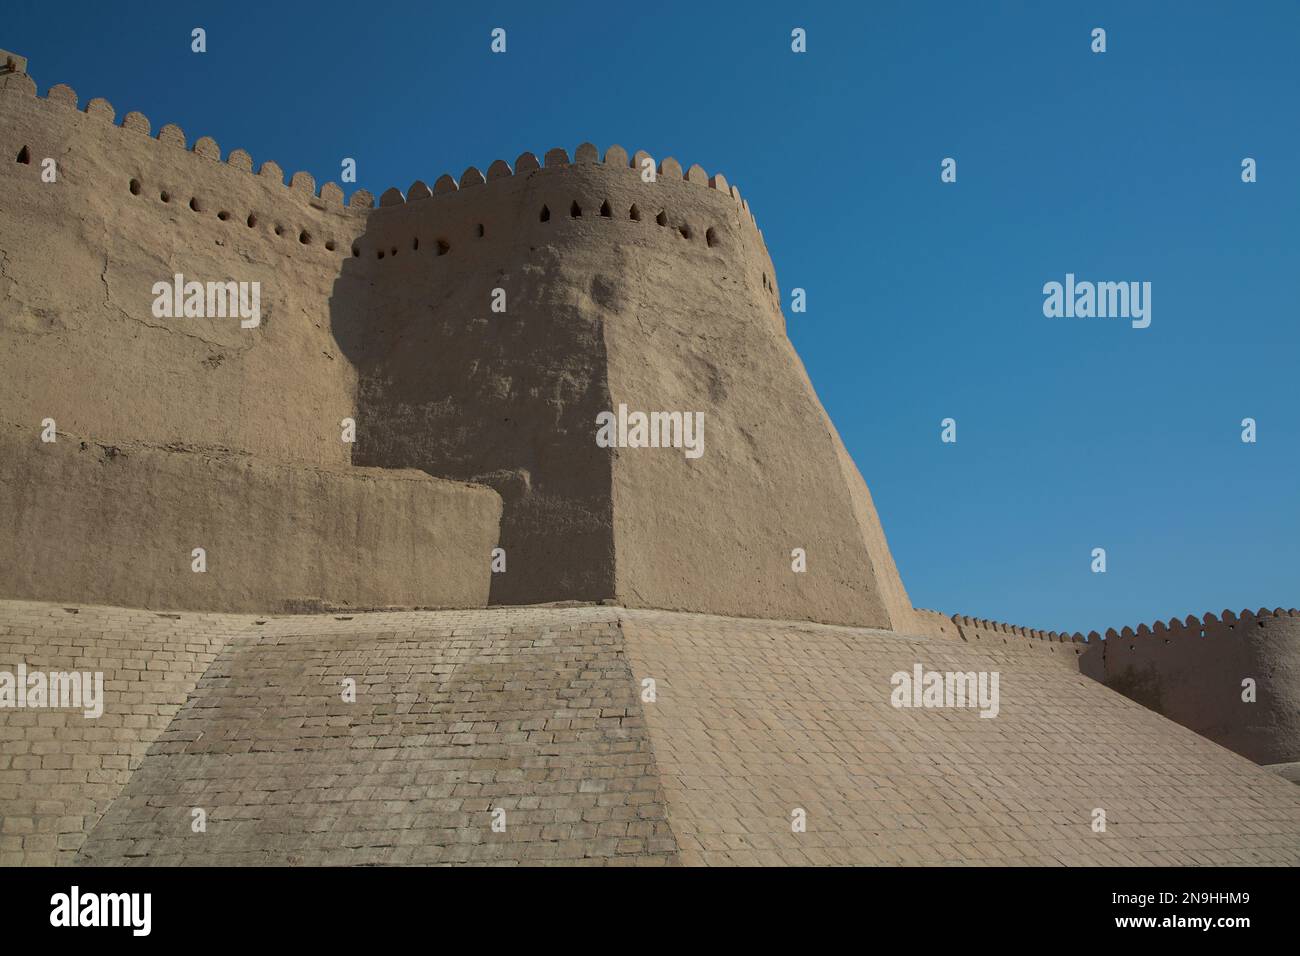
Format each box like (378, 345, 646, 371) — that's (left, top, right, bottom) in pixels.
(1080, 610, 1300, 765)
(0, 430, 500, 613)
(1, 71, 917, 628)
(946, 608, 1300, 765)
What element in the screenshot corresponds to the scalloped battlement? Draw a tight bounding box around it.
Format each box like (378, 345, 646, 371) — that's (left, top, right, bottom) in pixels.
(946, 606, 1298, 647)
(1, 66, 765, 240)
(13, 77, 354, 207)
(1083, 606, 1300, 644)
(1079, 606, 1300, 765)
(949, 613, 1085, 645)
(354, 140, 761, 237)
(3, 59, 786, 327)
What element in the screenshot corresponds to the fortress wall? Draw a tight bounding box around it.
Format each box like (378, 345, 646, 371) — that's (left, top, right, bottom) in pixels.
(329, 156, 639, 604)
(316, 144, 910, 625)
(323, 146, 912, 623)
(0, 428, 501, 613)
(952, 616, 1088, 671)
(910, 608, 963, 641)
(327, 143, 915, 629)
(1081, 610, 1300, 765)
(1, 62, 916, 624)
(0, 80, 365, 468)
(953, 614, 1089, 661)
(0, 76, 502, 614)
(827, 434, 922, 632)
(946, 608, 1300, 765)
(547, 162, 913, 628)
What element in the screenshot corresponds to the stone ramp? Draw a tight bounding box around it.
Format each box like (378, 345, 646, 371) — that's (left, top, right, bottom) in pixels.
(75, 607, 676, 865)
(3, 600, 1298, 865)
(619, 610, 1300, 865)
(0, 601, 240, 864)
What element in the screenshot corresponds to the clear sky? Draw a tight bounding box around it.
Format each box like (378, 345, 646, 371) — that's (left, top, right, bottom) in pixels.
(7, 1, 1297, 634)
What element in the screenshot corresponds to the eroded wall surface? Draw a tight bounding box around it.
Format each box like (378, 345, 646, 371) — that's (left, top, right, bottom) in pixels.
(337, 164, 618, 606)
(1, 69, 919, 627)
(0, 77, 501, 612)
(0, 432, 500, 613)
(343, 153, 920, 627)
(0, 81, 361, 466)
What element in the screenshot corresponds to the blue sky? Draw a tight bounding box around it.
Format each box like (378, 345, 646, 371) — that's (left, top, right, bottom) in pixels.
(8, 1, 1297, 633)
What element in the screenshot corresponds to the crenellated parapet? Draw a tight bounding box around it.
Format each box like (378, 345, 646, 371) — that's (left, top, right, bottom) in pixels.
(0, 51, 807, 623)
(0, 64, 765, 241)
(947, 606, 1298, 647)
(949, 613, 1088, 656)
(3, 74, 352, 207)
(1085, 607, 1299, 765)
(343, 141, 779, 307)
(910, 608, 962, 640)
(1095, 606, 1299, 640)
(355, 141, 758, 229)
(2, 62, 778, 316)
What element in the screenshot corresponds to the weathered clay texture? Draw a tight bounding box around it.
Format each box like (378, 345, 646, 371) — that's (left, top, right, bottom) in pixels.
(0, 431, 500, 613)
(1, 57, 1296, 870)
(0, 67, 916, 629)
(1078, 611, 1300, 765)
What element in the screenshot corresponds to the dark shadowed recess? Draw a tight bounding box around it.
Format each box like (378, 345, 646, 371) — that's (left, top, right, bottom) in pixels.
(328, 218, 615, 606)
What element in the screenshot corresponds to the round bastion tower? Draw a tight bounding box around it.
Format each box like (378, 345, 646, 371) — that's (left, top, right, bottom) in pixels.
(333, 146, 919, 628)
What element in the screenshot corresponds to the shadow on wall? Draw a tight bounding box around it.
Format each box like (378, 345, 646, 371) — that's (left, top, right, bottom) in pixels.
(1075, 609, 1300, 766)
(327, 198, 615, 606)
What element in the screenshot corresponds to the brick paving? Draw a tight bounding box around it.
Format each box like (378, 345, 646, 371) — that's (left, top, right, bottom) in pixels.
(1, 600, 1297, 865)
(0, 601, 234, 864)
(620, 609, 1300, 865)
(74, 606, 674, 865)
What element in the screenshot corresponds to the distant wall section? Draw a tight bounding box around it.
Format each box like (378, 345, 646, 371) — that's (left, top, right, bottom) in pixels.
(943, 608, 1300, 765)
(1079, 610, 1300, 765)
